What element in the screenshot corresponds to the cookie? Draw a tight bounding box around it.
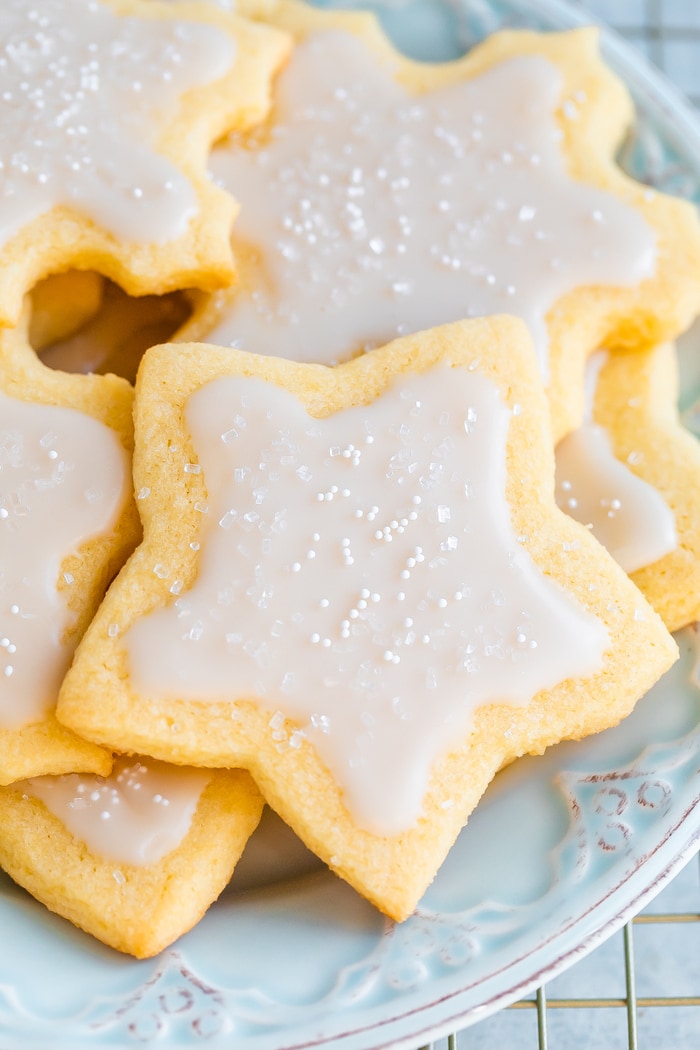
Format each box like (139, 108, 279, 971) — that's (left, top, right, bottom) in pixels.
(56, 316, 677, 920)
(176, 0, 700, 442)
(0, 0, 291, 328)
(556, 343, 700, 631)
(0, 757, 264, 957)
(0, 307, 140, 785)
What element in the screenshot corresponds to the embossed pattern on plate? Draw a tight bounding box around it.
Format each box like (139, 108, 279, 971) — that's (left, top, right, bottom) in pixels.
(2, 1, 700, 1047)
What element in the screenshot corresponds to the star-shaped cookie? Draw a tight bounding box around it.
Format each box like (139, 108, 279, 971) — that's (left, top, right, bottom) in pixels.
(179, 0, 700, 440)
(57, 316, 677, 919)
(0, 0, 291, 326)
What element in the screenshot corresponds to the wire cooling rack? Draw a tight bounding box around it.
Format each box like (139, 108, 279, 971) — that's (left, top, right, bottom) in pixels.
(414, 852, 700, 1048)
(572, 0, 700, 106)
(415, 3, 700, 1045)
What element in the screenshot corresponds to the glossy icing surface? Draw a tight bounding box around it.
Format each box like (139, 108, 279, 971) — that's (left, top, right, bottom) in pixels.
(22, 756, 209, 866)
(0, 390, 129, 728)
(555, 351, 677, 573)
(126, 365, 608, 834)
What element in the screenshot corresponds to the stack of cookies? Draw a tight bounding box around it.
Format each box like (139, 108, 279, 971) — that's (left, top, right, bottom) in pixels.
(1, 0, 699, 958)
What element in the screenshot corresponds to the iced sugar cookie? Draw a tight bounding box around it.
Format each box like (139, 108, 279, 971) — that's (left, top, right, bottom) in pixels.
(0, 310, 140, 784)
(56, 317, 677, 919)
(179, 0, 700, 441)
(0, 0, 291, 327)
(0, 757, 263, 957)
(557, 344, 700, 631)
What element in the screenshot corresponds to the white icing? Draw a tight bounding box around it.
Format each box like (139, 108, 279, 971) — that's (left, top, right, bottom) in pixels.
(0, 390, 129, 729)
(555, 351, 677, 573)
(0, 0, 236, 245)
(208, 31, 655, 376)
(126, 365, 608, 835)
(22, 757, 209, 866)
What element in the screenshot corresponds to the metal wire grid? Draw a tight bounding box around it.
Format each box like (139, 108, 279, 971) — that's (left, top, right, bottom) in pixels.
(571, 1, 700, 105)
(414, 852, 700, 1048)
(505, 896, 700, 1049)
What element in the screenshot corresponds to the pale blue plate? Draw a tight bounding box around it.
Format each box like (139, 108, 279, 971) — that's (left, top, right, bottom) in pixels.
(2, 2, 700, 1048)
